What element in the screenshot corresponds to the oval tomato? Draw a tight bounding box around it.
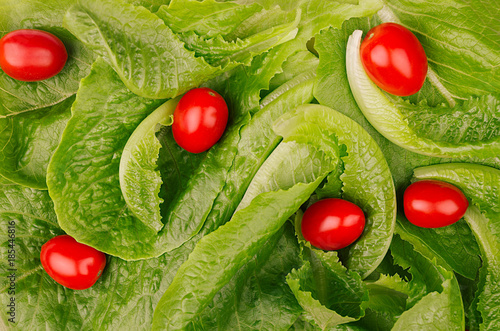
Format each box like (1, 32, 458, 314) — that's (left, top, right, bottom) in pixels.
(40, 235, 107, 290)
(172, 87, 229, 153)
(0, 29, 68, 82)
(404, 180, 469, 228)
(301, 198, 365, 251)
(360, 22, 428, 96)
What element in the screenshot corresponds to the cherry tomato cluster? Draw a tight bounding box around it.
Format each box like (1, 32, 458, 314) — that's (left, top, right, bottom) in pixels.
(0, 29, 68, 81)
(360, 22, 428, 96)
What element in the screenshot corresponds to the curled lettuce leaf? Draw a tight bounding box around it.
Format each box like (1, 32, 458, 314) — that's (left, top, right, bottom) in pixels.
(274, 104, 396, 278)
(346, 30, 500, 158)
(153, 104, 396, 329)
(63, 0, 299, 99)
(47, 47, 318, 259)
(119, 98, 179, 232)
(0, 0, 95, 189)
(412, 163, 500, 330)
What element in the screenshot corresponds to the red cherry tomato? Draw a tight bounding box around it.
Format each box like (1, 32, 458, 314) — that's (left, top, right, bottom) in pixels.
(0, 29, 68, 82)
(172, 87, 229, 153)
(301, 198, 366, 251)
(40, 235, 106, 290)
(360, 22, 428, 96)
(404, 180, 469, 228)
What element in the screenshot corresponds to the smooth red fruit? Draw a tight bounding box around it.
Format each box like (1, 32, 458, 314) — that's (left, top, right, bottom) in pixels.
(172, 87, 229, 153)
(40, 235, 106, 290)
(301, 198, 366, 251)
(360, 22, 428, 96)
(0, 29, 68, 82)
(404, 180, 469, 228)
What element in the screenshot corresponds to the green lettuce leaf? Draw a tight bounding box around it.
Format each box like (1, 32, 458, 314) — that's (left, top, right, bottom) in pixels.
(346, 29, 500, 158)
(313, 19, 500, 192)
(382, 0, 500, 98)
(274, 104, 396, 278)
(0, 0, 95, 188)
(389, 235, 464, 330)
(46, 59, 166, 259)
(153, 179, 327, 330)
(158, 0, 262, 37)
(48, 45, 318, 259)
(0, 176, 303, 330)
(0, 98, 73, 189)
(395, 216, 481, 280)
(192, 222, 304, 330)
(119, 98, 179, 232)
(286, 244, 369, 329)
(412, 163, 500, 330)
(63, 0, 299, 99)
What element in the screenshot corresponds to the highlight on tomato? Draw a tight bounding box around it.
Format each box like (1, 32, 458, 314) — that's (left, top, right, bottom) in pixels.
(172, 87, 229, 154)
(404, 180, 469, 228)
(40, 235, 107, 290)
(0, 29, 68, 82)
(301, 198, 366, 251)
(360, 22, 428, 96)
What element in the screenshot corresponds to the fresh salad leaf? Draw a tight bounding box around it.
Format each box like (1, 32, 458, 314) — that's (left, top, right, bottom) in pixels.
(64, 0, 299, 99)
(412, 163, 500, 330)
(119, 98, 179, 232)
(0, 0, 96, 189)
(274, 105, 396, 278)
(286, 242, 369, 329)
(389, 235, 464, 330)
(395, 216, 481, 280)
(1, 0, 499, 330)
(346, 29, 500, 158)
(0, 176, 304, 330)
(153, 180, 327, 330)
(382, 0, 500, 98)
(46, 59, 166, 259)
(48, 46, 318, 259)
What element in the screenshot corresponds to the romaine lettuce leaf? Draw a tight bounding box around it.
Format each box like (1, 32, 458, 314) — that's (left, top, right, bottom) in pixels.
(63, 0, 299, 99)
(389, 235, 464, 330)
(346, 29, 500, 158)
(0, 176, 304, 330)
(153, 179, 328, 330)
(412, 163, 500, 330)
(274, 105, 396, 278)
(0, 0, 95, 189)
(48, 46, 318, 259)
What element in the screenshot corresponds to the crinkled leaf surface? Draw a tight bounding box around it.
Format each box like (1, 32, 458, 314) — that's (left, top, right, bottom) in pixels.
(346, 29, 500, 158)
(63, 0, 299, 99)
(153, 179, 327, 330)
(390, 235, 464, 331)
(413, 163, 500, 330)
(286, 244, 368, 329)
(0, 0, 95, 188)
(274, 105, 396, 278)
(0, 176, 304, 330)
(384, 0, 500, 98)
(48, 46, 318, 259)
(313, 19, 500, 191)
(47, 59, 166, 259)
(119, 98, 179, 233)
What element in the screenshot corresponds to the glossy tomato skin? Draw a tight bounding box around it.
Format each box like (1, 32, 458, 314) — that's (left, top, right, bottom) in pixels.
(360, 22, 428, 96)
(172, 87, 229, 153)
(301, 198, 366, 251)
(404, 180, 469, 228)
(40, 235, 106, 290)
(0, 29, 68, 82)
